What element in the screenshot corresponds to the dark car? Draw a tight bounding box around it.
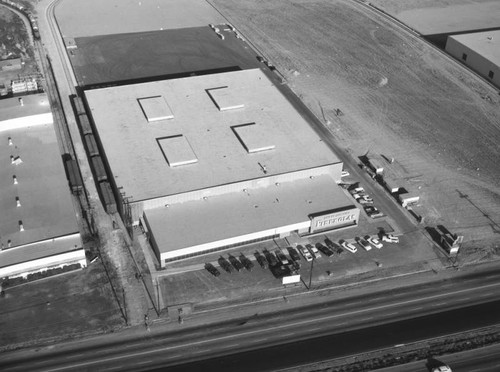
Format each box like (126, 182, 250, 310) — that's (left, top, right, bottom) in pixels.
(325, 238, 344, 255)
(316, 242, 334, 257)
(239, 254, 254, 271)
(218, 256, 233, 273)
(263, 249, 279, 267)
(254, 251, 269, 269)
(228, 255, 244, 271)
(287, 247, 301, 261)
(270, 264, 291, 279)
(275, 250, 289, 265)
(205, 263, 221, 277)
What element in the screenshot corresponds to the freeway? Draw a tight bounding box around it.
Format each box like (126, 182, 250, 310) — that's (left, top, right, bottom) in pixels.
(2, 267, 500, 371)
(377, 343, 500, 372)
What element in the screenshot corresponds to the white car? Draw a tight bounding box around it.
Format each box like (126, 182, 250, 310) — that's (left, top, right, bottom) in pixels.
(432, 366, 452, 372)
(298, 245, 313, 261)
(306, 244, 321, 259)
(365, 236, 383, 249)
(341, 170, 350, 177)
(356, 237, 372, 251)
(382, 234, 400, 243)
(340, 240, 357, 253)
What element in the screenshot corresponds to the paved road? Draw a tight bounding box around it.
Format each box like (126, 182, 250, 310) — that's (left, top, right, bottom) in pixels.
(377, 343, 500, 372)
(2, 267, 500, 371)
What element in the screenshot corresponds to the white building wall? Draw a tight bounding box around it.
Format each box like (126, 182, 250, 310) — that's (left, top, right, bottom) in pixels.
(160, 220, 311, 262)
(0, 249, 87, 278)
(446, 36, 500, 88)
(132, 163, 342, 222)
(0, 113, 54, 133)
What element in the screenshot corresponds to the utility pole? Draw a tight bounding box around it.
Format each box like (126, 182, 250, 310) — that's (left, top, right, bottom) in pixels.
(308, 257, 315, 290)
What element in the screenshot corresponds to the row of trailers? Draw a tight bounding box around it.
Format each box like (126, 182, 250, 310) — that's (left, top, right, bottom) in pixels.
(71, 96, 117, 214)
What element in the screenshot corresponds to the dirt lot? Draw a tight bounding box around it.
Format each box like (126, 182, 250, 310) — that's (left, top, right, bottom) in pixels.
(55, 0, 225, 38)
(0, 263, 124, 350)
(210, 0, 500, 260)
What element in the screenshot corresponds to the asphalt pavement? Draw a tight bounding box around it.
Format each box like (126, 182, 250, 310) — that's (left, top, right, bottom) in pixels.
(2, 266, 500, 371)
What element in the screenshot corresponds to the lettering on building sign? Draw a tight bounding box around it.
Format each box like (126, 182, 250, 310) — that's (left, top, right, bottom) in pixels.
(311, 209, 358, 232)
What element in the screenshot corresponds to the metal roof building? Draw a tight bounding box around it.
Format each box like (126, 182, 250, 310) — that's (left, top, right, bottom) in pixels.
(446, 30, 500, 88)
(0, 94, 85, 278)
(85, 69, 357, 265)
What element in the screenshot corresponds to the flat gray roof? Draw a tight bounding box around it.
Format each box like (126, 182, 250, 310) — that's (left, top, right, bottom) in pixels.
(449, 30, 500, 66)
(145, 175, 354, 254)
(56, 0, 226, 38)
(0, 94, 51, 120)
(0, 95, 80, 250)
(85, 69, 340, 202)
(394, 1, 500, 35)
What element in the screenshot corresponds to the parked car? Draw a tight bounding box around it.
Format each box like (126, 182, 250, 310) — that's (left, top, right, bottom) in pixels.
(254, 251, 269, 269)
(356, 237, 372, 251)
(275, 250, 289, 265)
(298, 244, 313, 261)
(287, 247, 301, 261)
(228, 254, 244, 271)
(365, 235, 383, 249)
(218, 256, 233, 273)
(316, 242, 334, 257)
(205, 263, 221, 277)
(358, 197, 374, 205)
(364, 205, 384, 218)
(325, 238, 343, 254)
(263, 249, 279, 266)
(239, 254, 254, 271)
(352, 187, 364, 194)
(339, 239, 357, 253)
(382, 234, 400, 243)
(306, 244, 321, 259)
(341, 170, 350, 177)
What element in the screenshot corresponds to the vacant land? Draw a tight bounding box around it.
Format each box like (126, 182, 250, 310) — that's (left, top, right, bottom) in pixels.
(211, 0, 500, 258)
(55, 0, 225, 38)
(0, 263, 124, 350)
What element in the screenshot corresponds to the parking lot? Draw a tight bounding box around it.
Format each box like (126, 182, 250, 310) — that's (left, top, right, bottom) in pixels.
(153, 182, 441, 311)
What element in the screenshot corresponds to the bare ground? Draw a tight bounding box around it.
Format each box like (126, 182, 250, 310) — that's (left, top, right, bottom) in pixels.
(211, 0, 500, 260)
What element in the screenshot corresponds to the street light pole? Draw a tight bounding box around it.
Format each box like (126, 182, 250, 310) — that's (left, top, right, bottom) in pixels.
(308, 257, 315, 290)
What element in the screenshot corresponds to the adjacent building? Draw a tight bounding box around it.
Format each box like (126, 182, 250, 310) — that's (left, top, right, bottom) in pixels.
(0, 94, 85, 278)
(84, 68, 359, 266)
(446, 30, 500, 88)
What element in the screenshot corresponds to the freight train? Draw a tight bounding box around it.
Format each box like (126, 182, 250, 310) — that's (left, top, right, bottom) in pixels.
(1, 0, 40, 39)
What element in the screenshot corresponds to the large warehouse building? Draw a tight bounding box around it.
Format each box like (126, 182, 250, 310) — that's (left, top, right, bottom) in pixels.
(446, 30, 500, 88)
(0, 94, 85, 278)
(84, 68, 359, 266)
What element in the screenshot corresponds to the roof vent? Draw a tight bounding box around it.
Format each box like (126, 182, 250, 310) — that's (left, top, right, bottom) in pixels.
(11, 156, 23, 165)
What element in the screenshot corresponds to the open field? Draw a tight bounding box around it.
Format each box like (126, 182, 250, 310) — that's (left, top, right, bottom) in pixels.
(0, 263, 124, 350)
(69, 26, 260, 87)
(368, 0, 500, 35)
(55, 0, 225, 38)
(211, 0, 500, 259)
